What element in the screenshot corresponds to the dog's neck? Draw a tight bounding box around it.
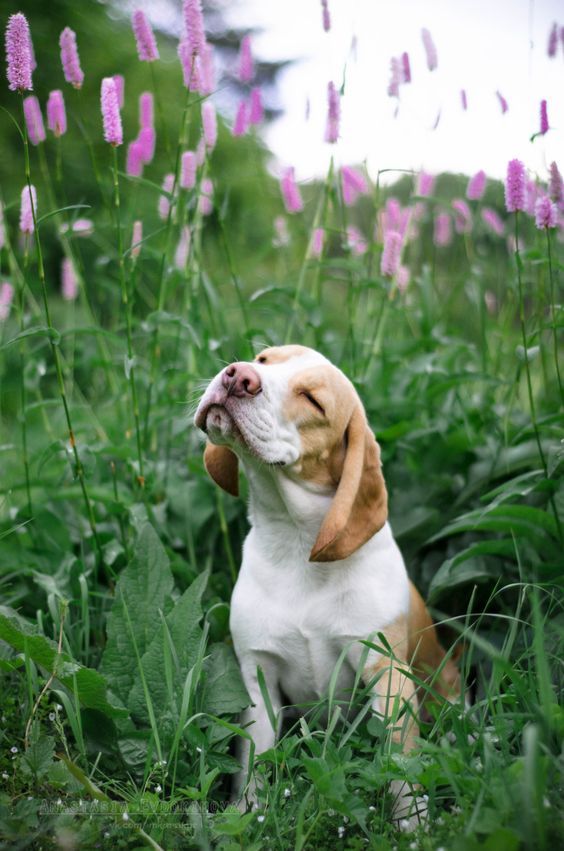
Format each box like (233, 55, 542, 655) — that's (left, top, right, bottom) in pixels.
(241, 455, 334, 562)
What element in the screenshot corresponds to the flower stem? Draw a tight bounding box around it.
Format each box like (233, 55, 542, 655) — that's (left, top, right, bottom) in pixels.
(19, 92, 105, 570)
(545, 228, 564, 406)
(112, 145, 145, 488)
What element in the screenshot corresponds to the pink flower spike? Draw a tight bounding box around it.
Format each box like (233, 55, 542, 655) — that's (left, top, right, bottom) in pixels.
(238, 35, 253, 83)
(461, 89, 468, 111)
(101, 77, 122, 146)
(504, 159, 526, 213)
(396, 265, 410, 293)
(59, 27, 84, 89)
(71, 218, 94, 236)
(180, 151, 197, 189)
(452, 199, 472, 234)
(539, 99, 549, 135)
(467, 170, 486, 201)
(131, 220, 143, 259)
(200, 44, 215, 95)
(61, 257, 78, 301)
(381, 230, 402, 275)
(138, 127, 156, 164)
(433, 212, 452, 247)
(535, 196, 558, 229)
(183, 0, 206, 56)
(417, 172, 435, 197)
(387, 57, 400, 98)
(132, 10, 159, 62)
(126, 140, 144, 177)
(311, 227, 325, 258)
(321, 1, 331, 32)
(46, 90, 66, 137)
(113, 75, 125, 109)
(347, 225, 367, 256)
(481, 207, 505, 237)
(548, 162, 563, 205)
(0, 282, 14, 321)
(178, 40, 201, 91)
(280, 167, 303, 214)
(202, 101, 217, 149)
(273, 216, 290, 247)
(548, 22, 558, 57)
(139, 92, 154, 130)
(6, 13, 33, 91)
(325, 81, 340, 144)
(175, 226, 191, 270)
(199, 177, 213, 215)
(421, 28, 437, 71)
(23, 96, 45, 145)
(196, 137, 206, 166)
(249, 87, 264, 124)
(232, 99, 249, 137)
(158, 173, 175, 220)
(20, 184, 37, 234)
(341, 166, 368, 206)
(496, 91, 508, 114)
(401, 52, 411, 84)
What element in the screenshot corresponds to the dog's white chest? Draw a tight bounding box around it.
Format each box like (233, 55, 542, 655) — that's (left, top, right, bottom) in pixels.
(229, 523, 410, 704)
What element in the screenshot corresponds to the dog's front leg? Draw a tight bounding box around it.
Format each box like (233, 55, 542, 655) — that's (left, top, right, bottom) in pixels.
(351, 627, 426, 831)
(234, 658, 281, 810)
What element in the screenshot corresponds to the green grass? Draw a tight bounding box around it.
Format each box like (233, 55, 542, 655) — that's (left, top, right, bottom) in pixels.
(1, 7, 563, 850)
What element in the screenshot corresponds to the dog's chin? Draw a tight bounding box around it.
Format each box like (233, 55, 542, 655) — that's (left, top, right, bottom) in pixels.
(205, 405, 240, 445)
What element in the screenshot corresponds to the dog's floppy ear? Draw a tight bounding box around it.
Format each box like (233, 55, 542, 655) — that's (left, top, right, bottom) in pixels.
(204, 443, 239, 496)
(309, 403, 387, 562)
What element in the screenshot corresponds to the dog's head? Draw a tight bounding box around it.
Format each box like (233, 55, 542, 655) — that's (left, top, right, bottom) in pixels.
(194, 345, 388, 562)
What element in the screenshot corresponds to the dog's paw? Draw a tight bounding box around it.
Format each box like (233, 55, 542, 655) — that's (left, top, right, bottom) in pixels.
(389, 780, 427, 832)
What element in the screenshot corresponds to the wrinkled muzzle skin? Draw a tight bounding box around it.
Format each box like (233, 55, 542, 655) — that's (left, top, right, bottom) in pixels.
(194, 347, 321, 466)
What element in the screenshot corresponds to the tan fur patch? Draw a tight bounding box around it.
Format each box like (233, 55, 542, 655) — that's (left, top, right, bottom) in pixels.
(254, 345, 314, 365)
(408, 581, 463, 704)
(363, 615, 418, 751)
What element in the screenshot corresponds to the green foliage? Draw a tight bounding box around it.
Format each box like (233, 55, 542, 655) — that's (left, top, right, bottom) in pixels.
(0, 1, 563, 849)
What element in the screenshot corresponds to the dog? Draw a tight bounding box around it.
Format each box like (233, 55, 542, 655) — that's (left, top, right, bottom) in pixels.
(195, 344, 463, 827)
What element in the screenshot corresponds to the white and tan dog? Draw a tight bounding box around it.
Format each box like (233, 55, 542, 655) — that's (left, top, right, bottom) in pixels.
(195, 345, 462, 826)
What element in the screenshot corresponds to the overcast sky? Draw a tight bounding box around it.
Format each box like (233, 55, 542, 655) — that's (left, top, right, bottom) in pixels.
(220, 0, 563, 184)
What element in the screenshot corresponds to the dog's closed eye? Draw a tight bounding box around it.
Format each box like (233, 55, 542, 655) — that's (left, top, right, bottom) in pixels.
(301, 391, 325, 415)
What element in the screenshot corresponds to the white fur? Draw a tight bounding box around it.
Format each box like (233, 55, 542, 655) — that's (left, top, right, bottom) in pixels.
(195, 351, 419, 822)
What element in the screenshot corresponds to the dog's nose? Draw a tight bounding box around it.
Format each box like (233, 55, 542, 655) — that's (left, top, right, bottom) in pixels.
(222, 362, 262, 397)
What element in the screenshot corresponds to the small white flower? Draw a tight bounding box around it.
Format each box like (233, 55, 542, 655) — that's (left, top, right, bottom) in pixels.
(56, 799, 62, 806)
(49, 713, 55, 721)
(409, 843, 417, 850)
(2, 772, 8, 780)
(257, 815, 265, 823)
(343, 817, 349, 824)
(154, 784, 162, 793)
(284, 788, 291, 798)
(122, 812, 129, 821)
(368, 805, 376, 812)
(10, 746, 18, 754)
(56, 704, 62, 711)
(104, 833, 110, 839)
(196, 747, 202, 753)
(337, 825, 345, 838)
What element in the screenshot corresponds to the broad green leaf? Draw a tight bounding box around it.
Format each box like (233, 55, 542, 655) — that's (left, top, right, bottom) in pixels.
(428, 541, 518, 599)
(203, 643, 250, 715)
(100, 524, 174, 706)
(0, 606, 126, 718)
(127, 570, 208, 721)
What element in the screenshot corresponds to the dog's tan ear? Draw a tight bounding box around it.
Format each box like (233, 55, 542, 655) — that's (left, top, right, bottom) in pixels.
(204, 443, 239, 496)
(310, 403, 387, 562)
